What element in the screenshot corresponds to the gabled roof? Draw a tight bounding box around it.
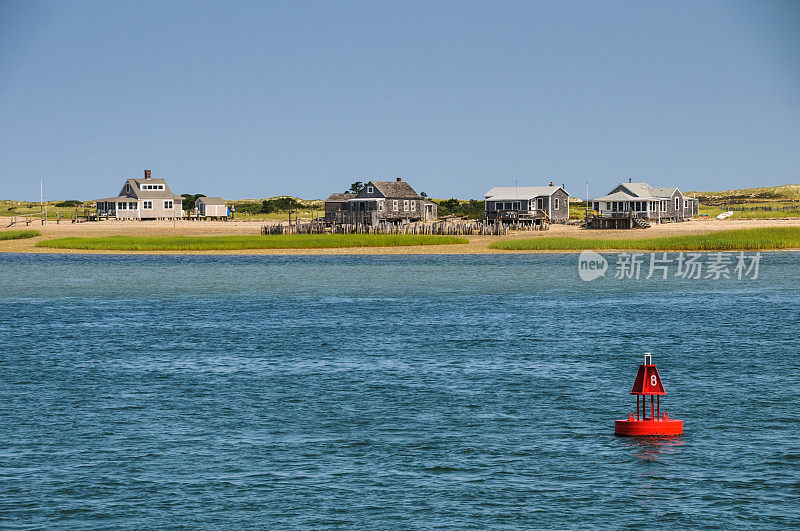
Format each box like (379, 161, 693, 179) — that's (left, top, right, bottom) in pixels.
(651, 186, 679, 196)
(484, 186, 568, 201)
(593, 191, 642, 202)
(364, 180, 420, 199)
(127, 178, 179, 199)
(197, 196, 226, 205)
(372, 180, 420, 198)
(326, 193, 356, 202)
(594, 183, 680, 202)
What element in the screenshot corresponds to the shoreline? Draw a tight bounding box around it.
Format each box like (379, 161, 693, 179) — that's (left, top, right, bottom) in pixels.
(3, 217, 800, 255)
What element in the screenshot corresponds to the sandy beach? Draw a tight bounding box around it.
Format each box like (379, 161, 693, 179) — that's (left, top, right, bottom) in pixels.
(2, 217, 800, 255)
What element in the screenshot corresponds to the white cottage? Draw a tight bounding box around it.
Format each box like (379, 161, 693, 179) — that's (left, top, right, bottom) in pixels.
(95, 170, 183, 220)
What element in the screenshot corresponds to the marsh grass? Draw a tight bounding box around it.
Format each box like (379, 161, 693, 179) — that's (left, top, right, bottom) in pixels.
(490, 228, 800, 251)
(0, 230, 41, 241)
(698, 204, 800, 219)
(36, 234, 468, 251)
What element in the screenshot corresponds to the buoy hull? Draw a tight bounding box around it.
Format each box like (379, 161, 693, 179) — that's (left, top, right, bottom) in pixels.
(614, 418, 683, 437)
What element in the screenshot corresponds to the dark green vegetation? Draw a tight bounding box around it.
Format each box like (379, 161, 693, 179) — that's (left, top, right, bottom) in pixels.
(234, 197, 306, 215)
(433, 199, 485, 219)
(490, 228, 800, 251)
(54, 200, 83, 208)
(180, 194, 206, 211)
(0, 230, 41, 240)
(348, 182, 365, 194)
(261, 197, 304, 213)
(36, 234, 469, 251)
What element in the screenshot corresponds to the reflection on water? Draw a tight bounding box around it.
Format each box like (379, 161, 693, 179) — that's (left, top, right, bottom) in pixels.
(620, 436, 686, 461)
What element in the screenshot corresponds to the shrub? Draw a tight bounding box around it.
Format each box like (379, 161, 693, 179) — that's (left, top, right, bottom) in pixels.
(55, 200, 82, 207)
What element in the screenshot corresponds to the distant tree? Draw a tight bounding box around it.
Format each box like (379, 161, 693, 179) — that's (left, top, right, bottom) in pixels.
(348, 181, 365, 194)
(181, 193, 206, 212)
(261, 197, 303, 213)
(420, 191, 428, 199)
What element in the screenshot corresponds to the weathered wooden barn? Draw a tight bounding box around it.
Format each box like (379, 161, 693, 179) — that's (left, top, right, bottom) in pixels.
(324, 193, 356, 223)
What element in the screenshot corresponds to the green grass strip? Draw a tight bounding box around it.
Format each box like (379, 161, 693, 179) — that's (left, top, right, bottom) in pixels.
(35, 234, 468, 251)
(490, 227, 800, 251)
(0, 230, 41, 241)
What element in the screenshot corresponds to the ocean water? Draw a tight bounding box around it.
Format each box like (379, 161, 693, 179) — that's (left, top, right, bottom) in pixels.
(0, 252, 798, 529)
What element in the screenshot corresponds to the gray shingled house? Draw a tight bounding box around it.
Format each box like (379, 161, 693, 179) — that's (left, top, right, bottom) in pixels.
(484, 183, 570, 224)
(326, 179, 437, 224)
(95, 170, 183, 220)
(591, 181, 698, 225)
(324, 193, 356, 223)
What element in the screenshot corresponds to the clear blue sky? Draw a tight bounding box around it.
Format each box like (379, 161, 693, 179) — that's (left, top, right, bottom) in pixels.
(1, 0, 798, 201)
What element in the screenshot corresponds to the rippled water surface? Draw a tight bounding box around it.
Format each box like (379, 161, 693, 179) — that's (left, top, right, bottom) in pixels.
(1, 253, 799, 528)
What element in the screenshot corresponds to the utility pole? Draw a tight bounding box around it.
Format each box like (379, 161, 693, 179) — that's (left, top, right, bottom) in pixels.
(41, 179, 47, 223)
(586, 180, 590, 218)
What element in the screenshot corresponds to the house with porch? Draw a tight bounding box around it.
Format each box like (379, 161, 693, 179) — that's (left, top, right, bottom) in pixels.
(95, 170, 183, 220)
(325, 179, 437, 225)
(590, 181, 698, 228)
(484, 183, 570, 224)
(324, 193, 356, 223)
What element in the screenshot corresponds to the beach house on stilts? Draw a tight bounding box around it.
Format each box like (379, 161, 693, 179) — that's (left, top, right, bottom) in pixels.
(589, 180, 698, 228)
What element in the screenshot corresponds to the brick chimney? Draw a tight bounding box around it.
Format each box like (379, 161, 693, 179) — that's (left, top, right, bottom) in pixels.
(549, 181, 554, 186)
(629, 177, 632, 183)
(396, 177, 402, 182)
(144, 169, 151, 180)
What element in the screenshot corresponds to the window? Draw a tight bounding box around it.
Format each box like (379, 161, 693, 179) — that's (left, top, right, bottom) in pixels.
(164, 200, 173, 209)
(125, 183, 131, 193)
(118, 202, 126, 210)
(593, 202, 599, 211)
(143, 201, 153, 209)
(392, 200, 398, 211)
(378, 200, 384, 211)
(403, 200, 409, 211)
(536, 198, 544, 210)
(675, 197, 680, 210)
(367, 186, 373, 194)
(410, 200, 415, 212)
(553, 197, 559, 210)
(660, 201, 667, 212)
(129, 202, 137, 210)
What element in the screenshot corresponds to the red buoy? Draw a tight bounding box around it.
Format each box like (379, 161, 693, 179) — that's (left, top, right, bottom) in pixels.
(614, 353, 683, 437)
